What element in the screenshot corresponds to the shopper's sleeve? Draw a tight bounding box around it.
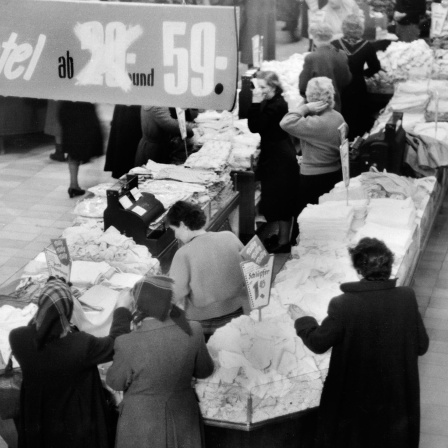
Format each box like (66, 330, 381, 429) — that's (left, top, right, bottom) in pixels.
(84, 307, 132, 366)
(299, 58, 312, 97)
(280, 110, 320, 140)
(170, 251, 191, 307)
(364, 44, 381, 78)
(247, 101, 285, 134)
(337, 54, 352, 89)
(106, 337, 133, 392)
(294, 299, 345, 354)
(153, 107, 183, 135)
(193, 324, 215, 379)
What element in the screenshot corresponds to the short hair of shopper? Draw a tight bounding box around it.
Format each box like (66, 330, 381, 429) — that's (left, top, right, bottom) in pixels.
(166, 201, 206, 230)
(309, 23, 334, 44)
(349, 237, 394, 281)
(257, 71, 283, 95)
(305, 77, 336, 109)
(342, 14, 364, 41)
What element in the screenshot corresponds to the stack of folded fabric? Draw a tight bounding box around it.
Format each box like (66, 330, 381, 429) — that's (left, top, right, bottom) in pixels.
(298, 202, 355, 243)
(184, 140, 232, 172)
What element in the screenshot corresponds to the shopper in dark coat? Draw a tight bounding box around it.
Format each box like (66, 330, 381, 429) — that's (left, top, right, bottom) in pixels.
(135, 106, 197, 166)
(299, 23, 352, 112)
(248, 71, 300, 253)
(104, 105, 142, 179)
(9, 277, 133, 448)
(107, 275, 214, 448)
(332, 15, 381, 139)
(291, 238, 429, 448)
(59, 101, 104, 198)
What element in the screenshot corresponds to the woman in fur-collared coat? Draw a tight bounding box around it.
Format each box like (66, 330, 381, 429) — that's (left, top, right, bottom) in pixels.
(291, 238, 429, 448)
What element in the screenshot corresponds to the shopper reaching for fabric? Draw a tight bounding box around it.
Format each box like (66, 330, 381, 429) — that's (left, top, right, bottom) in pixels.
(167, 200, 248, 339)
(9, 276, 133, 448)
(106, 275, 214, 448)
(291, 237, 429, 448)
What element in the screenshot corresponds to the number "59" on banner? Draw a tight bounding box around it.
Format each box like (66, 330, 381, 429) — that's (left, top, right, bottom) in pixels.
(163, 21, 228, 97)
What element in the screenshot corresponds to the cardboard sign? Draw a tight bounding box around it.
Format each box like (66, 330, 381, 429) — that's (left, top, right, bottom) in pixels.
(51, 238, 71, 266)
(431, 3, 448, 37)
(176, 107, 187, 140)
(340, 138, 350, 188)
(240, 235, 270, 266)
(45, 248, 71, 282)
(0, 0, 238, 110)
(240, 255, 274, 310)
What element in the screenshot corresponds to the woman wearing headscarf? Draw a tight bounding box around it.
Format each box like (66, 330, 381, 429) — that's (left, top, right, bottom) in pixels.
(290, 238, 429, 448)
(106, 275, 214, 448)
(332, 14, 381, 139)
(9, 277, 133, 448)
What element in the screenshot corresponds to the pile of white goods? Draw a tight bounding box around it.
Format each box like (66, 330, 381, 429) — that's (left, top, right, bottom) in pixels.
(196, 171, 437, 424)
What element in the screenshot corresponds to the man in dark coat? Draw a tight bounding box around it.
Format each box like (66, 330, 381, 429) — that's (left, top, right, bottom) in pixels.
(291, 238, 429, 448)
(299, 23, 352, 112)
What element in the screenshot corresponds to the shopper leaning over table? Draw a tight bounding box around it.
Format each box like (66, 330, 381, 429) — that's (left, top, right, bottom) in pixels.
(167, 201, 248, 340)
(9, 276, 133, 448)
(107, 275, 214, 448)
(299, 23, 352, 112)
(280, 76, 345, 215)
(134, 106, 198, 166)
(290, 238, 429, 448)
(248, 70, 300, 254)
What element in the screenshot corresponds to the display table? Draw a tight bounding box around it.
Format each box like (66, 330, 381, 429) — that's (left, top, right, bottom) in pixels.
(204, 408, 318, 448)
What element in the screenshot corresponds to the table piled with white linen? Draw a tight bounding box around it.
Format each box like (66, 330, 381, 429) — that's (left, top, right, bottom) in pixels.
(196, 172, 438, 426)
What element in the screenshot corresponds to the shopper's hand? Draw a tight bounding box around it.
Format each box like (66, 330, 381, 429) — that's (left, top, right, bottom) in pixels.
(116, 288, 134, 311)
(306, 101, 328, 114)
(252, 88, 265, 104)
(289, 304, 306, 321)
(393, 11, 407, 21)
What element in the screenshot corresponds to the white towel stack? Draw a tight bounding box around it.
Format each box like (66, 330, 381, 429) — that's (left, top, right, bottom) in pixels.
(298, 203, 355, 243)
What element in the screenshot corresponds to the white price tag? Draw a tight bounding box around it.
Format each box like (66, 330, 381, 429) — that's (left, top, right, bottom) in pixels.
(130, 187, 142, 200)
(119, 195, 133, 209)
(132, 205, 146, 216)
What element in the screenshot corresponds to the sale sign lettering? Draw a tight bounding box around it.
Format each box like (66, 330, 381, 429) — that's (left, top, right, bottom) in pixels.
(0, 1, 238, 110)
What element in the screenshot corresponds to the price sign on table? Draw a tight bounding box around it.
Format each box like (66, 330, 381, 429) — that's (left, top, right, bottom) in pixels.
(45, 238, 72, 282)
(240, 255, 274, 312)
(0, 1, 238, 110)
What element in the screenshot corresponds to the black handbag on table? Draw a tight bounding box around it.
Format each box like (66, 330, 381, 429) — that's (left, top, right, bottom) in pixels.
(0, 354, 22, 420)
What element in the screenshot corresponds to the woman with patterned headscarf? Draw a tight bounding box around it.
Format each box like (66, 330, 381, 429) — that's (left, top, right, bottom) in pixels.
(9, 277, 133, 448)
(332, 14, 381, 140)
(107, 275, 214, 448)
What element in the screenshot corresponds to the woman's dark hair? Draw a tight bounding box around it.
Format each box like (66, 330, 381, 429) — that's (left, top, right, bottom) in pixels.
(257, 70, 283, 95)
(348, 237, 394, 281)
(166, 200, 206, 230)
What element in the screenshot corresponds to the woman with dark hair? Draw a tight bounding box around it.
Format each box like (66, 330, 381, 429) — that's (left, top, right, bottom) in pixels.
(9, 277, 133, 448)
(290, 237, 429, 448)
(332, 14, 381, 140)
(167, 201, 247, 339)
(248, 70, 300, 253)
(107, 275, 214, 448)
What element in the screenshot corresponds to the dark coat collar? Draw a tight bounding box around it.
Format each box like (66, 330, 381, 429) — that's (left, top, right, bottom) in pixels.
(137, 317, 176, 332)
(340, 278, 397, 293)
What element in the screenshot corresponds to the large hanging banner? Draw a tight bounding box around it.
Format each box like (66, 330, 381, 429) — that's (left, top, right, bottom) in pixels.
(0, 0, 239, 110)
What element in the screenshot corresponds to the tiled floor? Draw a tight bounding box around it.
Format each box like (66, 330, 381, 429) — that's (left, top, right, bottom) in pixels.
(1, 23, 447, 448)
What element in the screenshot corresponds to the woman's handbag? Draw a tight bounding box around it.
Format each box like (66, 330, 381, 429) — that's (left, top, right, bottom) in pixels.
(0, 354, 22, 420)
